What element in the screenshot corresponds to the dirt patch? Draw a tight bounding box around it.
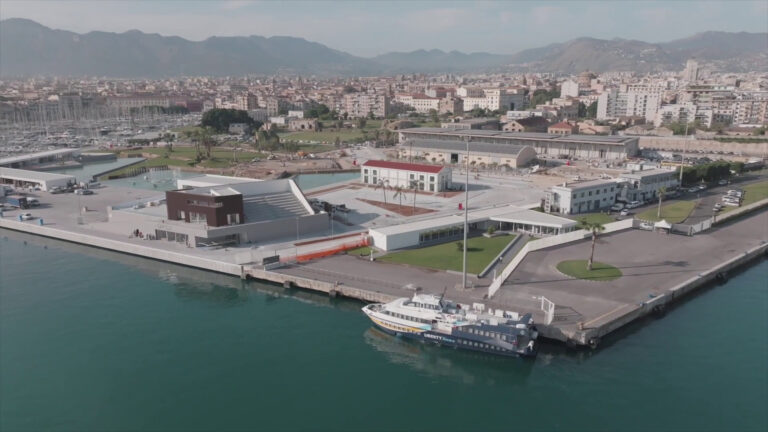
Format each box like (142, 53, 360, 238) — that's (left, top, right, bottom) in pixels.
(357, 198, 436, 216)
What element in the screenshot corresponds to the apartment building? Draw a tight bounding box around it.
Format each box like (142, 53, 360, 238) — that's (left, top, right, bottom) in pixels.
(342, 92, 389, 118)
(395, 93, 440, 113)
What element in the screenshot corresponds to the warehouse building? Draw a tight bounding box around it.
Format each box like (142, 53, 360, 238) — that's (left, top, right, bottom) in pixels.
(361, 160, 452, 192)
(0, 167, 76, 191)
(0, 149, 80, 168)
(399, 128, 639, 162)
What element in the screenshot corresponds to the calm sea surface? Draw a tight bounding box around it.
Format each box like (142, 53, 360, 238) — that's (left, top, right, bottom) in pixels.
(1, 232, 766, 432)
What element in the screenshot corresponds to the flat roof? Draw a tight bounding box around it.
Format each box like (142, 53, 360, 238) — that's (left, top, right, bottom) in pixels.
(409, 138, 532, 156)
(362, 160, 445, 173)
(0, 149, 79, 166)
(371, 205, 577, 236)
(400, 128, 636, 145)
(552, 178, 619, 190)
(619, 168, 677, 178)
(0, 167, 76, 182)
(177, 174, 261, 188)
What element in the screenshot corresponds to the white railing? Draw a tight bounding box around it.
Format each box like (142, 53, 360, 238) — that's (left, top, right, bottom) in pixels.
(540, 296, 555, 325)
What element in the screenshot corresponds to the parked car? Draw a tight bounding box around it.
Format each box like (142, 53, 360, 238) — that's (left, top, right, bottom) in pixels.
(74, 189, 93, 195)
(620, 209, 630, 216)
(723, 200, 740, 207)
(639, 222, 654, 230)
(687, 187, 699, 193)
(718, 179, 728, 186)
(610, 203, 625, 212)
(19, 212, 34, 220)
(697, 184, 707, 190)
(50, 186, 64, 194)
(626, 201, 642, 209)
(27, 198, 40, 207)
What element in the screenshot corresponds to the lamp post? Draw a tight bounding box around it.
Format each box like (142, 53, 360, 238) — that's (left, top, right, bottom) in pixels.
(462, 136, 470, 290)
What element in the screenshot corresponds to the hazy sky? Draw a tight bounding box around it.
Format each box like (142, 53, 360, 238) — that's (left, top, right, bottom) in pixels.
(1, 0, 766, 56)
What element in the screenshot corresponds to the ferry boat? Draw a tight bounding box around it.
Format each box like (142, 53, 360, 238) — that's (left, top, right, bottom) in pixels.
(362, 294, 538, 358)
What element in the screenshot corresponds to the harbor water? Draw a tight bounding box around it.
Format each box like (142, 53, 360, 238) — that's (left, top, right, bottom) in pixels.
(1, 232, 766, 432)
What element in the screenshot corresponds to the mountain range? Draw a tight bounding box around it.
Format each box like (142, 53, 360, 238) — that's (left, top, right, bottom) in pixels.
(1, 18, 765, 77)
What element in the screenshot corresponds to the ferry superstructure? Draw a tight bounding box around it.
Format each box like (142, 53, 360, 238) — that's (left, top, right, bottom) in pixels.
(362, 294, 538, 358)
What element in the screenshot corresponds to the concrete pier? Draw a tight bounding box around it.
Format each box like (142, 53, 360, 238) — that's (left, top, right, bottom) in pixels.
(2, 201, 766, 349)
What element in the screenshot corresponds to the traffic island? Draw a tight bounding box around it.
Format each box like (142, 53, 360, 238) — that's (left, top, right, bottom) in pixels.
(556, 260, 622, 281)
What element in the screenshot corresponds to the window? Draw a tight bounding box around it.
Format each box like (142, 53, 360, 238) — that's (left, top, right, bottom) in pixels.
(227, 213, 240, 225)
(581, 192, 585, 198)
(588, 191, 592, 196)
(429, 176, 435, 182)
(363, 169, 368, 174)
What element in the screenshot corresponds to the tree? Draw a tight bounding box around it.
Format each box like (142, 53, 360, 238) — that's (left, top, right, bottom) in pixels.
(357, 118, 367, 129)
(456, 241, 464, 252)
(201, 108, 256, 133)
(578, 218, 606, 271)
(334, 136, 341, 148)
(161, 132, 175, 152)
(428, 109, 439, 124)
(586, 101, 598, 119)
(255, 129, 280, 152)
(392, 185, 405, 207)
(410, 180, 421, 213)
(656, 186, 667, 219)
(578, 102, 587, 118)
(374, 179, 388, 204)
(529, 87, 560, 108)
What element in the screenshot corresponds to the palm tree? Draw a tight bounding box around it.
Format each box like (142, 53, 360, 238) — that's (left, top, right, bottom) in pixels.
(579, 218, 606, 271)
(374, 179, 388, 204)
(409, 180, 421, 214)
(656, 186, 667, 219)
(392, 185, 405, 208)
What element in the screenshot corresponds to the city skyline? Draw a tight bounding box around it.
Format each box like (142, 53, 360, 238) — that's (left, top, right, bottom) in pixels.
(1, 0, 766, 57)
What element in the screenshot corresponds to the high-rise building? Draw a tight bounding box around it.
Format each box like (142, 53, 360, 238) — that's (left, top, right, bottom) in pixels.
(683, 59, 699, 83)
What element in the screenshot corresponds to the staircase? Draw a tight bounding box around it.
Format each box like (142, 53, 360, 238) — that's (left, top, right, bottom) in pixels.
(243, 192, 309, 223)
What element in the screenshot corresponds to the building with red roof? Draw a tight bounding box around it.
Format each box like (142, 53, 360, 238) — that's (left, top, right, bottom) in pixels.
(548, 121, 579, 135)
(361, 160, 452, 192)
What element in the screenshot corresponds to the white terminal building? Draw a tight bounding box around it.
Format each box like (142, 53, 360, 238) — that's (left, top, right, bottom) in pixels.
(369, 205, 578, 251)
(361, 160, 452, 192)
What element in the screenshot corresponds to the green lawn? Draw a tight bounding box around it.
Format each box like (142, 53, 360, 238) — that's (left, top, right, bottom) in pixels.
(739, 180, 768, 206)
(281, 129, 366, 143)
(573, 213, 614, 225)
(636, 200, 696, 223)
(171, 125, 203, 134)
(296, 143, 336, 153)
(720, 180, 768, 214)
(378, 234, 516, 274)
(556, 260, 622, 281)
(346, 246, 374, 257)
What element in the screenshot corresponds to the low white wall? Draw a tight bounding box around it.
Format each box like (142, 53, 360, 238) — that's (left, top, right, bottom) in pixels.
(487, 218, 633, 297)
